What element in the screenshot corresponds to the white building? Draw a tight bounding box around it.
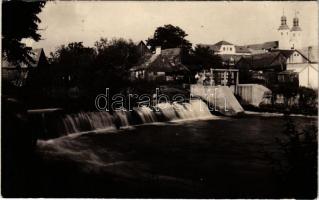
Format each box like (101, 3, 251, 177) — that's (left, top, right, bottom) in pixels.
(285, 49, 318, 89)
(278, 12, 302, 50)
(275, 49, 318, 89)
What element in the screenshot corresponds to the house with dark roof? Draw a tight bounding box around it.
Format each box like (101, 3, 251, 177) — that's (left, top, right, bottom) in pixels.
(130, 47, 190, 82)
(273, 49, 318, 88)
(2, 48, 48, 87)
(236, 51, 286, 85)
(136, 40, 151, 57)
(236, 49, 318, 88)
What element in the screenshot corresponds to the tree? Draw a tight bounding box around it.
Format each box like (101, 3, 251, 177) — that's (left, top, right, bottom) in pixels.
(146, 24, 192, 53)
(93, 38, 140, 94)
(49, 42, 96, 87)
(2, 1, 46, 65)
(94, 38, 140, 70)
(191, 45, 223, 69)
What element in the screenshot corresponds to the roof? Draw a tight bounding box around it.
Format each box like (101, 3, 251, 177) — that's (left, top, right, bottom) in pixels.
(271, 49, 294, 58)
(278, 24, 290, 30)
(161, 48, 181, 56)
(246, 41, 278, 51)
(291, 26, 302, 31)
(218, 54, 243, 63)
(271, 49, 311, 62)
(198, 43, 251, 54)
(235, 46, 251, 54)
(147, 54, 189, 73)
(214, 40, 233, 46)
(2, 48, 46, 69)
(237, 51, 285, 71)
(197, 44, 220, 52)
(131, 47, 189, 73)
(278, 70, 298, 75)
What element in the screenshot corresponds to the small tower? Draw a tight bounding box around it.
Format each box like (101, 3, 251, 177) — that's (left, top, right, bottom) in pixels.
(290, 11, 302, 49)
(278, 10, 291, 49)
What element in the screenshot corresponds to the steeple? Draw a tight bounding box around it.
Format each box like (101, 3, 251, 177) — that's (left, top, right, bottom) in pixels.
(291, 11, 301, 31)
(278, 9, 289, 30)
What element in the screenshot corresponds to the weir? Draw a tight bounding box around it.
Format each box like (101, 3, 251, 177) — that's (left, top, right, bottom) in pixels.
(30, 99, 216, 139)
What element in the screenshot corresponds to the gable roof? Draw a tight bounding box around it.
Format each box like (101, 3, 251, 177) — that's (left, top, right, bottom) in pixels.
(237, 51, 286, 71)
(271, 49, 311, 62)
(2, 48, 47, 69)
(214, 40, 233, 46)
(147, 54, 189, 73)
(131, 47, 189, 73)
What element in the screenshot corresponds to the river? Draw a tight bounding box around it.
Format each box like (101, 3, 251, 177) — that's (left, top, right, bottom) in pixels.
(31, 110, 317, 198)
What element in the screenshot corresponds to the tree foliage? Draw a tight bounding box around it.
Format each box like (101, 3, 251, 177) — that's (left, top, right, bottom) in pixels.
(191, 45, 223, 69)
(94, 38, 140, 70)
(48, 38, 141, 95)
(146, 24, 192, 53)
(2, 1, 46, 65)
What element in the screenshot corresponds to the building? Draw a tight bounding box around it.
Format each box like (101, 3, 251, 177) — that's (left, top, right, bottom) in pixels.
(236, 48, 318, 88)
(198, 41, 251, 67)
(2, 48, 48, 87)
(199, 40, 251, 56)
(130, 47, 190, 82)
(246, 41, 279, 54)
(136, 40, 151, 56)
(276, 48, 318, 88)
(236, 51, 286, 85)
(277, 11, 302, 50)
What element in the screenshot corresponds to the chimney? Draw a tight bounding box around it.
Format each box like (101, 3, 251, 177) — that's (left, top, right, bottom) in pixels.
(308, 46, 313, 61)
(155, 46, 161, 55)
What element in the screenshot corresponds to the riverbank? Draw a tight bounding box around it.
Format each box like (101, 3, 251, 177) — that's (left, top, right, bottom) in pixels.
(242, 104, 318, 116)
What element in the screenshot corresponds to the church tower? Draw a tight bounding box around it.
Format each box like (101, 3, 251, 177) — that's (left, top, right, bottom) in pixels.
(278, 12, 291, 49)
(290, 12, 302, 49)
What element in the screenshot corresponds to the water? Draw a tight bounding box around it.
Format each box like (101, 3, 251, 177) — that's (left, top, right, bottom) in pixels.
(35, 112, 317, 198)
(60, 99, 214, 135)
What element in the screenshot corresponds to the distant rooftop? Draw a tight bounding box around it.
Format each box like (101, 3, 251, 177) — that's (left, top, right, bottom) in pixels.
(214, 40, 233, 46)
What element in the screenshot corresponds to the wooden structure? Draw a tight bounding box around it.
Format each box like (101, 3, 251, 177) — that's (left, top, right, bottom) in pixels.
(197, 68, 239, 93)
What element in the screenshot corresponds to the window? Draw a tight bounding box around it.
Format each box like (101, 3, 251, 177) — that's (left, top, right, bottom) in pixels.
(230, 47, 232, 51)
(223, 47, 226, 51)
(293, 33, 295, 37)
(281, 32, 283, 36)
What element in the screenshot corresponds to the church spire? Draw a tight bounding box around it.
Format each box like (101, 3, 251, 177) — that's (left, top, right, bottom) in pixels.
(291, 11, 301, 31)
(278, 9, 289, 30)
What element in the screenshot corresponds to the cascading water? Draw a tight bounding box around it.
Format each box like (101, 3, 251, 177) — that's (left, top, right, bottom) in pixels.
(61, 111, 115, 134)
(58, 99, 214, 137)
(134, 106, 158, 123)
(156, 102, 179, 121)
(113, 110, 130, 128)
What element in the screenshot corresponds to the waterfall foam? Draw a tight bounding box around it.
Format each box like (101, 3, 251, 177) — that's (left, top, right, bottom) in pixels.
(134, 106, 158, 123)
(59, 99, 214, 136)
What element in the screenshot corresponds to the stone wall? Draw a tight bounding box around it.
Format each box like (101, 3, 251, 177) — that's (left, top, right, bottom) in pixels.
(190, 84, 244, 116)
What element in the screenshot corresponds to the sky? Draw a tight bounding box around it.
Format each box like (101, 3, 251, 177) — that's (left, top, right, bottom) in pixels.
(26, 1, 318, 55)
